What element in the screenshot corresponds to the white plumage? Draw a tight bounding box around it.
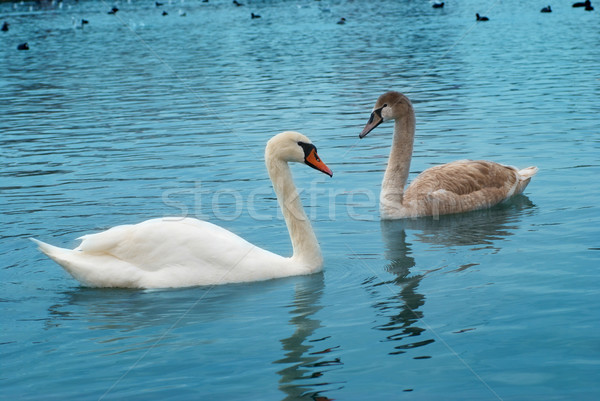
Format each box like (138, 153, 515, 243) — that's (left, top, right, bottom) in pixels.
(33, 131, 332, 288)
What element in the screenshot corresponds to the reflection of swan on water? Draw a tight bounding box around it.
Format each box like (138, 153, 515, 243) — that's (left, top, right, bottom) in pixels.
(49, 275, 343, 399)
(46, 274, 340, 376)
(365, 225, 432, 356)
(359, 91, 538, 219)
(47, 284, 278, 333)
(43, 275, 342, 398)
(33, 132, 332, 288)
(398, 194, 536, 251)
(275, 273, 343, 401)
(366, 196, 536, 355)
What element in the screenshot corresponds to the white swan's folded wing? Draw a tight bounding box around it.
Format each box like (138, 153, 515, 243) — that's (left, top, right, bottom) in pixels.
(76, 218, 263, 271)
(34, 217, 289, 288)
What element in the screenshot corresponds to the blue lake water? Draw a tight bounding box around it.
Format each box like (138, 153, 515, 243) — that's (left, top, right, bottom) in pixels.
(1, 0, 599, 399)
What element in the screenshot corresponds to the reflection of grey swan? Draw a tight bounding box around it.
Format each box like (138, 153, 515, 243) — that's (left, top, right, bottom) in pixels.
(384, 194, 534, 249)
(33, 132, 332, 288)
(372, 198, 533, 355)
(368, 222, 430, 356)
(360, 91, 538, 219)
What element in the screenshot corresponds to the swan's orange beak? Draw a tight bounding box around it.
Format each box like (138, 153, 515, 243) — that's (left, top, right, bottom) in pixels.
(305, 149, 333, 177)
(359, 106, 384, 138)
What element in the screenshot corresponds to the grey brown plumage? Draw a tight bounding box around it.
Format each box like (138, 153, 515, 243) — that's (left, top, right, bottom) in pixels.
(360, 91, 538, 219)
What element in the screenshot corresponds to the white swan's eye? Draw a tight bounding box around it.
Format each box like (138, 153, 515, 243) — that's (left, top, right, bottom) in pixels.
(297, 141, 316, 158)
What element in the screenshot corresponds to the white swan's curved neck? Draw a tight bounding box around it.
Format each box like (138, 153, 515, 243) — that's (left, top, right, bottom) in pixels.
(267, 158, 322, 267)
(381, 112, 416, 216)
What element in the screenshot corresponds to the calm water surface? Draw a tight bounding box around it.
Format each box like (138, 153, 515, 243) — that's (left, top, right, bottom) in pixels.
(1, 0, 599, 400)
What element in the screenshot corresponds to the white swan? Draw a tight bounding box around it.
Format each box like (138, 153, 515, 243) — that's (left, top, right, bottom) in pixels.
(360, 91, 538, 219)
(32, 131, 333, 288)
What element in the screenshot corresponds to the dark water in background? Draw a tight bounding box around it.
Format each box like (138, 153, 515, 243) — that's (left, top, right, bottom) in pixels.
(1, 0, 599, 399)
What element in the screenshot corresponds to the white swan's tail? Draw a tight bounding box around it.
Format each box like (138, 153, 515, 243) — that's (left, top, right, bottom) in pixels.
(32, 238, 143, 287)
(31, 238, 71, 261)
(31, 238, 87, 278)
(515, 166, 538, 195)
(31, 237, 82, 281)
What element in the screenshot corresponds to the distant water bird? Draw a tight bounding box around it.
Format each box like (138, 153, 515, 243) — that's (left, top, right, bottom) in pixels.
(540, 5, 552, 12)
(585, 3, 594, 10)
(251, 12, 261, 19)
(179, 9, 187, 16)
(476, 13, 489, 21)
(162, 10, 168, 16)
(72, 17, 89, 29)
(108, 7, 119, 15)
(432, 2, 444, 8)
(1, 22, 8, 32)
(17, 42, 29, 50)
(233, 0, 244, 6)
(155, 1, 163, 6)
(337, 17, 346, 24)
(572, 0, 590, 7)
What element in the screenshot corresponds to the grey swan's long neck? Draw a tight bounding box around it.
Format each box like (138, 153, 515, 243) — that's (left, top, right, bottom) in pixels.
(267, 158, 322, 268)
(380, 107, 416, 216)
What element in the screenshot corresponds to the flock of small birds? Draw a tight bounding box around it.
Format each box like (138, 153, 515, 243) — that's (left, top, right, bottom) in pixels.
(2, 0, 596, 51)
(431, 0, 594, 21)
(431, 0, 593, 14)
(2, 0, 257, 51)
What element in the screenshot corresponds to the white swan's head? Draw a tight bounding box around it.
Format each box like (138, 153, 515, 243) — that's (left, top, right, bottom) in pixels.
(359, 91, 413, 138)
(266, 131, 333, 177)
